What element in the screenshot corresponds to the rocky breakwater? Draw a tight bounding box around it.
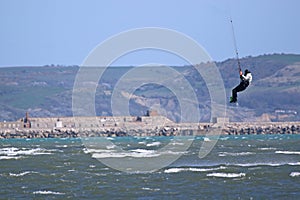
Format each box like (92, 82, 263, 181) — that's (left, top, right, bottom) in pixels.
(0, 126, 190, 139)
(222, 122, 300, 135)
(1, 118, 300, 139)
(0, 128, 130, 139)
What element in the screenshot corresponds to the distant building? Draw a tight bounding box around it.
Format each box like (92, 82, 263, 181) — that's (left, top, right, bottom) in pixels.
(146, 110, 158, 117)
(212, 117, 229, 124)
(55, 119, 63, 128)
(23, 112, 31, 128)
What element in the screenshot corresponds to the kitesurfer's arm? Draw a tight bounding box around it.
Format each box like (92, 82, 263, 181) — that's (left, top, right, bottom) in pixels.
(241, 73, 252, 83)
(239, 70, 243, 80)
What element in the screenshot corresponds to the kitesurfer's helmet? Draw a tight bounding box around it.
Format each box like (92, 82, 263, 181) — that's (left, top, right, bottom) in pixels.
(245, 69, 250, 75)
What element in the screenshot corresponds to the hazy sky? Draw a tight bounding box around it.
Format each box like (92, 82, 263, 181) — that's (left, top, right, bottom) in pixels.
(0, 0, 299, 66)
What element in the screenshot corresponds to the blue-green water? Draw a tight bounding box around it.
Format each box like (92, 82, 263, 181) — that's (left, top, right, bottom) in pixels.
(1, 135, 300, 199)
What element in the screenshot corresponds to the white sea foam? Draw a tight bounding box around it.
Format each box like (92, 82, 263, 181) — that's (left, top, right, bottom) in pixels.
(138, 141, 147, 145)
(234, 163, 283, 167)
(92, 150, 159, 158)
(207, 172, 246, 178)
(91, 148, 186, 159)
(288, 162, 300, 166)
(131, 149, 155, 154)
(142, 187, 160, 191)
(9, 171, 38, 177)
(146, 142, 161, 147)
(290, 172, 300, 177)
(162, 150, 188, 155)
(164, 166, 226, 174)
(170, 142, 185, 146)
(55, 145, 68, 148)
(84, 148, 115, 154)
(275, 151, 300, 155)
(258, 147, 277, 151)
(106, 145, 116, 149)
(220, 137, 229, 141)
(0, 147, 57, 156)
(0, 147, 18, 155)
(218, 152, 255, 157)
(33, 190, 65, 195)
(0, 156, 23, 160)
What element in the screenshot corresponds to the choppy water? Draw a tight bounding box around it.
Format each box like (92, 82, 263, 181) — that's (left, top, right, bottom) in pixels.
(1, 134, 300, 199)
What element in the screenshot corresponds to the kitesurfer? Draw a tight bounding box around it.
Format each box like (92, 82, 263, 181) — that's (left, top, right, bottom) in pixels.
(230, 69, 252, 103)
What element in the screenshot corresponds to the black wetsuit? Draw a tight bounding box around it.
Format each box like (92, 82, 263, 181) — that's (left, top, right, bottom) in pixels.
(231, 75, 250, 102)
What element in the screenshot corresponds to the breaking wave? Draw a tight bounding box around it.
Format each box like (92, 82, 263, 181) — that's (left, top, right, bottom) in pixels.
(206, 172, 246, 178)
(33, 190, 65, 195)
(9, 171, 39, 177)
(290, 172, 300, 177)
(218, 152, 255, 157)
(164, 166, 226, 174)
(275, 151, 300, 155)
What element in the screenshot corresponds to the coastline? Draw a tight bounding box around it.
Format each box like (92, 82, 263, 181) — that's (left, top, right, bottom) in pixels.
(1, 115, 300, 139)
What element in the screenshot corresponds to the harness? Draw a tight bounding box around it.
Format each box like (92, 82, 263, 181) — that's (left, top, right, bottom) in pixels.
(240, 75, 250, 87)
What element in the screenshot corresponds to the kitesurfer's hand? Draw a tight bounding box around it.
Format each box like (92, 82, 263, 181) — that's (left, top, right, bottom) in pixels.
(239, 70, 243, 76)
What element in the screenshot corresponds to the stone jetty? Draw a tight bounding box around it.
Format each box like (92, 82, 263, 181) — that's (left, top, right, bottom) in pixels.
(0, 114, 300, 139)
(222, 121, 300, 135)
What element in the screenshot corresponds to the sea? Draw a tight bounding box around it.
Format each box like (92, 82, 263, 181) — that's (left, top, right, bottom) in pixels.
(1, 134, 300, 199)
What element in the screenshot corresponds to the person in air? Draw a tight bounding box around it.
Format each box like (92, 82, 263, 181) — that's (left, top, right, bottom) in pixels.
(230, 69, 252, 103)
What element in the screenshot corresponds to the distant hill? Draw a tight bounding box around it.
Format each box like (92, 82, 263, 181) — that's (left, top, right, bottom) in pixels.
(0, 53, 299, 122)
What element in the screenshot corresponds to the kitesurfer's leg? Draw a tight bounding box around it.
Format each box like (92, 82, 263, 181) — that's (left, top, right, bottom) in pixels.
(231, 83, 246, 103)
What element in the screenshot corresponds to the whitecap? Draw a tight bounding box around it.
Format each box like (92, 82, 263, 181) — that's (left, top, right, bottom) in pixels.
(9, 171, 38, 177)
(131, 149, 155, 154)
(106, 145, 116, 149)
(146, 142, 161, 147)
(0, 156, 23, 160)
(164, 168, 184, 173)
(0, 147, 19, 155)
(207, 172, 246, 178)
(290, 172, 300, 177)
(164, 166, 226, 174)
(84, 148, 115, 154)
(142, 187, 160, 191)
(0, 147, 58, 156)
(55, 145, 68, 148)
(218, 152, 255, 157)
(170, 142, 184, 146)
(288, 162, 300, 166)
(275, 151, 300, 155)
(33, 190, 65, 195)
(161, 150, 188, 155)
(91, 148, 187, 159)
(92, 151, 159, 159)
(17, 148, 53, 155)
(258, 147, 277, 151)
(220, 137, 229, 141)
(234, 163, 282, 167)
(138, 141, 147, 145)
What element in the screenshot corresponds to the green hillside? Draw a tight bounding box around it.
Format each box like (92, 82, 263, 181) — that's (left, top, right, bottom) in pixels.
(0, 53, 300, 122)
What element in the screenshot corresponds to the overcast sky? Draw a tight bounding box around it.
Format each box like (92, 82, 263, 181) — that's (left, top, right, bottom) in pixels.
(0, 0, 299, 66)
